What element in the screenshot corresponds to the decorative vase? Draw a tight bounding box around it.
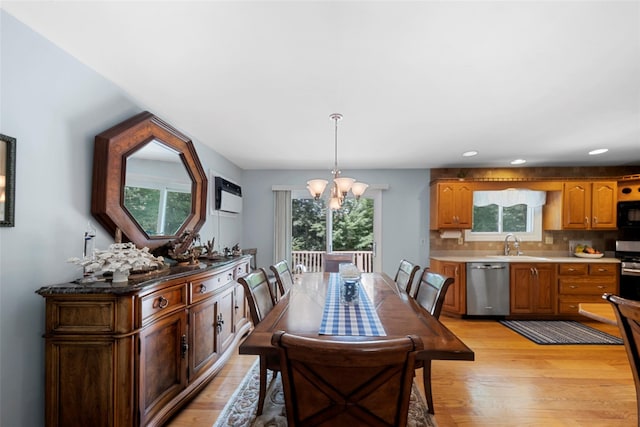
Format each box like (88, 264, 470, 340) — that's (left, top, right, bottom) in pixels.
(111, 269, 130, 284)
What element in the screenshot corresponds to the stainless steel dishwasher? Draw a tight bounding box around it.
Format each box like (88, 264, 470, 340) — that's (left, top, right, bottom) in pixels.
(466, 262, 510, 316)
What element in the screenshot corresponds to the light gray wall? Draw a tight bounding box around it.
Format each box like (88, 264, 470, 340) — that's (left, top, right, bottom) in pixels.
(242, 169, 430, 276)
(0, 11, 242, 427)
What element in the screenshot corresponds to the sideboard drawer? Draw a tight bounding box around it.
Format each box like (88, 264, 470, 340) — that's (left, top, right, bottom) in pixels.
(190, 269, 234, 303)
(234, 261, 250, 279)
(139, 283, 187, 325)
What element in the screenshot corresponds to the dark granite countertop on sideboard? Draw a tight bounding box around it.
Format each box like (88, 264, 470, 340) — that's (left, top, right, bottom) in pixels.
(35, 255, 251, 296)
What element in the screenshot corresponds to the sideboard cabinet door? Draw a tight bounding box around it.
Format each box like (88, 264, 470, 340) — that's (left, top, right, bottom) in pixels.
(45, 338, 135, 427)
(138, 310, 187, 426)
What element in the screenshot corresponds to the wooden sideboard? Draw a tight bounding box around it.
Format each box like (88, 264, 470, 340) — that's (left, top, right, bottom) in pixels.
(36, 256, 252, 427)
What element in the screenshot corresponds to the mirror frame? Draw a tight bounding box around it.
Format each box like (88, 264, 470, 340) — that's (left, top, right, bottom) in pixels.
(91, 111, 207, 250)
(0, 134, 16, 227)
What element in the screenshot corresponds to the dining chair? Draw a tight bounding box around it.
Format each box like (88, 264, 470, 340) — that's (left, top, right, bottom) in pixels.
(269, 259, 295, 300)
(271, 331, 423, 427)
(323, 252, 354, 273)
(394, 259, 420, 297)
(237, 268, 278, 415)
(604, 293, 640, 426)
(412, 269, 455, 414)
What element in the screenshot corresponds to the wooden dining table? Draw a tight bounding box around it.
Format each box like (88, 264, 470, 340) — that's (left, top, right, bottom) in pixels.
(239, 272, 475, 363)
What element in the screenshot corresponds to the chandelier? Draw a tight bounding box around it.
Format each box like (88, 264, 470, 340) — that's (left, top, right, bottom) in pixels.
(307, 113, 368, 210)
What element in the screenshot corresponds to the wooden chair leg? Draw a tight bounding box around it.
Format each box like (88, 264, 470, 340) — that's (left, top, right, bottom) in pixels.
(257, 356, 267, 415)
(422, 360, 434, 414)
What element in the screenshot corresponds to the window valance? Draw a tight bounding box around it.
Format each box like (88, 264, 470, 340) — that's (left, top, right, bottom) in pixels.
(473, 189, 546, 208)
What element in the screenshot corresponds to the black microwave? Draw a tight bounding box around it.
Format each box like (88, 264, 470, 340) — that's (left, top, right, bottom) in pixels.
(618, 201, 640, 228)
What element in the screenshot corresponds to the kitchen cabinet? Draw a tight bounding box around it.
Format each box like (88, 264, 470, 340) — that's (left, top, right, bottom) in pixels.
(557, 263, 618, 315)
(562, 181, 617, 229)
(37, 256, 251, 427)
(430, 182, 473, 229)
(510, 263, 556, 315)
(430, 258, 466, 315)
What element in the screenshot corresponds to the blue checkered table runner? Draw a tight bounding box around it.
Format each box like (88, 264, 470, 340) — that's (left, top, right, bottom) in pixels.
(318, 274, 387, 336)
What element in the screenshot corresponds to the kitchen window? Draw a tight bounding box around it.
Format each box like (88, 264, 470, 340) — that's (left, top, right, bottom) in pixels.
(464, 189, 546, 242)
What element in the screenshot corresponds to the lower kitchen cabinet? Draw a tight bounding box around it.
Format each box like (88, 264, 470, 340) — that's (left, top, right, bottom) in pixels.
(510, 263, 556, 315)
(557, 263, 618, 315)
(430, 259, 466, 316)
(37, 256, 252, 427)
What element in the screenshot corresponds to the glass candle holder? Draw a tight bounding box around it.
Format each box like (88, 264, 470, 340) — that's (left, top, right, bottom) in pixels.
(340, 279, 360, 305)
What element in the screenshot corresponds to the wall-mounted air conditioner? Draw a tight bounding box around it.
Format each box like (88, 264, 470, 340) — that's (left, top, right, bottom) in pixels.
(214, 177, 242, 214)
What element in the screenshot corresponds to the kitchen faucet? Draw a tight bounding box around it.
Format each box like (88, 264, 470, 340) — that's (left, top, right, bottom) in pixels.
(504, 233, 522, 256)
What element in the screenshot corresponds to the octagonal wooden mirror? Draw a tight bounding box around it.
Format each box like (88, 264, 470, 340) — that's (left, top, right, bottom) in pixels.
(91, 111, 207, 250)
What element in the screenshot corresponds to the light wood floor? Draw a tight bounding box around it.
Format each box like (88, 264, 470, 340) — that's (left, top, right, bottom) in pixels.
(166, 317, 637, 427)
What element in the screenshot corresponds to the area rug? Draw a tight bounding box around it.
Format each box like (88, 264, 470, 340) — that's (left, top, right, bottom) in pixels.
(499, 320, 623, 345)
(213, 359, 437, 427)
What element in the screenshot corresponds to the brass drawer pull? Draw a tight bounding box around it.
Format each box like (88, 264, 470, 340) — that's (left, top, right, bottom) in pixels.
(158, 296, 169, 309)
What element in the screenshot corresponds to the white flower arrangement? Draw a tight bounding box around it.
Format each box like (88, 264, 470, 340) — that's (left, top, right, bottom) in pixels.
(69, 242, 164, 274)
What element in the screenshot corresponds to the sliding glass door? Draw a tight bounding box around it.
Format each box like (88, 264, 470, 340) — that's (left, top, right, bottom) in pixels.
(291, 190, 381, 272)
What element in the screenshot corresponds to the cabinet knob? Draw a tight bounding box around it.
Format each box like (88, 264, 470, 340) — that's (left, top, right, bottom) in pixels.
(597, 285, 605, 289)
(593, 216, 598, 225)
(584, 217, 589, 226)
(570, 285, 578, 289)
(199, 284, 207, 294)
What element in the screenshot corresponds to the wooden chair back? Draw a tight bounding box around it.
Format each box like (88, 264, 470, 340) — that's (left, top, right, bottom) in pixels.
(605, 293, 640, 426)
(394, 259, 420, 297)
(323, 252, 354, 273)
(270, 259, 295, 300)
(412, 269, 454, 414)
(271, 331, 423, 427)
(238, 268, 276, 325)
(413, 269, 455, 319)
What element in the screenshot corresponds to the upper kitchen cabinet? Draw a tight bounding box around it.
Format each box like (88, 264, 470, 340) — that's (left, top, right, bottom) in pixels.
(430, 182, 473, 230)
(562, 181, 617, 230)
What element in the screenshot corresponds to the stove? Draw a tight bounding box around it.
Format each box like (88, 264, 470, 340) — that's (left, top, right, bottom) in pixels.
(616, 241, 640, 300)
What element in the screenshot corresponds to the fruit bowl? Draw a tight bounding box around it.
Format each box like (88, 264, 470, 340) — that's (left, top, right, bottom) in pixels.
(574, 252, 604, 259)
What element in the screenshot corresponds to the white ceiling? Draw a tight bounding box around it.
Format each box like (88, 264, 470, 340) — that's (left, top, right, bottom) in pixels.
(3, 1, 639, 171)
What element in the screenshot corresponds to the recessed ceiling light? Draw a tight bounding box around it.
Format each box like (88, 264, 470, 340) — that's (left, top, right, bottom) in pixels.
(589, 148, 608, 155)
(510, 159, 527, 165)
(462, 150, 478, 157)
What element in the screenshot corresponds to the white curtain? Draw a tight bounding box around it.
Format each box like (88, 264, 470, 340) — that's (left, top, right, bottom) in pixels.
(273, 190, 292, 265)
(473, 189, 546, 207)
